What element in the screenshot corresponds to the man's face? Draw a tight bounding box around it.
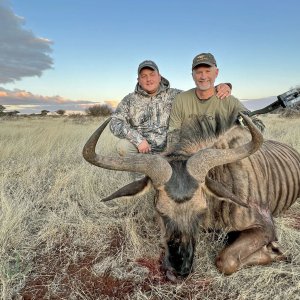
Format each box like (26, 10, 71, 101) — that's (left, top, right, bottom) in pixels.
(138, 68, 161, 95)
(192, 65, 219, 91)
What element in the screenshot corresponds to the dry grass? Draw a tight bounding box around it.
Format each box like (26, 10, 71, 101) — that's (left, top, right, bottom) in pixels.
(0, 115, 300, 300)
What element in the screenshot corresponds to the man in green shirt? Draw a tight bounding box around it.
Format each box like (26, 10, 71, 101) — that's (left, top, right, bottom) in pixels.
(167, 53, 264, 148)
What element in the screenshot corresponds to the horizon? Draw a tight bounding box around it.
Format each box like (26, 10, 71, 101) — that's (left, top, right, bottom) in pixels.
(1, 96, 279, 115)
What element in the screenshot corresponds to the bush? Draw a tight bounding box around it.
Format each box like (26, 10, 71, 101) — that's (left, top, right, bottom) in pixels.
(85, 104, 113, 117)
(0, 105, 6, 116)
(278, 102, 300, 118)
(41, 110, 50, 116)
(56, 109, 66, 116)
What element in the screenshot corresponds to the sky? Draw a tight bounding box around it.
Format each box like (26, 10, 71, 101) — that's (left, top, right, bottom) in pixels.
(0, 0, 300, 114)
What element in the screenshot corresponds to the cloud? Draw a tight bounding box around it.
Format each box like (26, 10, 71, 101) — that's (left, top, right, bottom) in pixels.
(0, 1, 53, 83)
(0, 87, 117, 114)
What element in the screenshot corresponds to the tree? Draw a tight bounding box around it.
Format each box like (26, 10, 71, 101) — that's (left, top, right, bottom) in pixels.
(56, 109, 66, 116)
(85, 104, 113, 117)
(41, 110, 50, 116)
(6, 110, 20, 116)
(0, 105, 6, 116)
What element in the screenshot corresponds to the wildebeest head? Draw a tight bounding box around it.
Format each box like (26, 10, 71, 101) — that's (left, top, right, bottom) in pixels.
(82, 113, 263, 280)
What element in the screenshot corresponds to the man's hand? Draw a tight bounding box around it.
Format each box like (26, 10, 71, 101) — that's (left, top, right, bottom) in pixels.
(138, 139, 151, 153)
(216, 83, 231, 99)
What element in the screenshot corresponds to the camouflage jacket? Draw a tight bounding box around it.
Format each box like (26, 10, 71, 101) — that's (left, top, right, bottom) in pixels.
(110, 77, 182, 152)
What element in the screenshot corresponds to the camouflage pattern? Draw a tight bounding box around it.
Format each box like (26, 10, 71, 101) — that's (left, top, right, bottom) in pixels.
(192, 52, 217, 68)
(110, 77, 182, 153)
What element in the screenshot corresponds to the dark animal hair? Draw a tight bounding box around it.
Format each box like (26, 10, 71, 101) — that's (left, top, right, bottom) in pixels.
(164, 160, 199, 203)
(178, 110, 240, 150)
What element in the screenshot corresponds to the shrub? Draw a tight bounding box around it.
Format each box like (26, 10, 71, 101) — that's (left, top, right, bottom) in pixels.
(56, 109, 66, 116)
(41, 110, 50, 116)
(278, 102, 300, 118)
(5, 110, 20, 116)
(0, 105, 6, 116)
(85, 104, 113, 117)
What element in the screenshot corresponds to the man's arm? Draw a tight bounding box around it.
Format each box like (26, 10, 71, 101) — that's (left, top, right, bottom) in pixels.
(109, 95, 145, 147)
(166, 95, 183, 152)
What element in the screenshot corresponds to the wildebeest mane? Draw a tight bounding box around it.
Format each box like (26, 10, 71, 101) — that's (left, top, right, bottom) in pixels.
(178, 110, 239, 151)
(166, 110, 240, 159)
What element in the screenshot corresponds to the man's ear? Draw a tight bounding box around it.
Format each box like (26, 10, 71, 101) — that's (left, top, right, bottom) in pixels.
(191, 70, 196, 82)
(215, 67, 219, 78)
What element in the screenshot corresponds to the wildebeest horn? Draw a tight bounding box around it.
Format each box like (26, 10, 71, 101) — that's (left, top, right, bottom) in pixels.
(82, 118, 172, 187)
(187, 112, 263, 182)
(101, 177, 150, 202)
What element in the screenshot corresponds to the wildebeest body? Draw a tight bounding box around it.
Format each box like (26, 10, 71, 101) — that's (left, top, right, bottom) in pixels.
(202, 138, 300, 231)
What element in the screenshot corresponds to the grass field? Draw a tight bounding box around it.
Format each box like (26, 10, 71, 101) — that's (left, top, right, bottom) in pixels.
(0, 115, 300, 300)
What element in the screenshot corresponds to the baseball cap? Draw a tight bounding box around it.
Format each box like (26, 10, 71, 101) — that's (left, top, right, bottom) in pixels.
(138, 60, 159, 74)
(192, 53, 217, 69)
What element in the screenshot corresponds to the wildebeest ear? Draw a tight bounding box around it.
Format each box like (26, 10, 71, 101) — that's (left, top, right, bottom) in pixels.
(101, 176, 152, 202)
(204, 177, 249, 208)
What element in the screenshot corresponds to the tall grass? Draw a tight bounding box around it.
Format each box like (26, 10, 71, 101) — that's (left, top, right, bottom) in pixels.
(0, 115, 299, 299)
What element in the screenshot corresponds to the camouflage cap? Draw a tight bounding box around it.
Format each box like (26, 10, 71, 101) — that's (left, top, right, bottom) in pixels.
(138, 60, 159, 74)
(192, 53, 217, 69)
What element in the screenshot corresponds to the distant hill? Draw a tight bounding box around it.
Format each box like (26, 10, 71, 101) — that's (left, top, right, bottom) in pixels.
(241, 96, 277, 111)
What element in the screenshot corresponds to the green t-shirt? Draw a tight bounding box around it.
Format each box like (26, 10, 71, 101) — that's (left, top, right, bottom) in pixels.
(168, 88, 247, 133)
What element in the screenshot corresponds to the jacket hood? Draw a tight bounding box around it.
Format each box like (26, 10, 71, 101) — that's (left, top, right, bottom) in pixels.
(135, 76, 170, 96)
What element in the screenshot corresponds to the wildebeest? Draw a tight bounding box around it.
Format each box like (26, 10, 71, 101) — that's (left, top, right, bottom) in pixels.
(82, 113, 300, 281)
